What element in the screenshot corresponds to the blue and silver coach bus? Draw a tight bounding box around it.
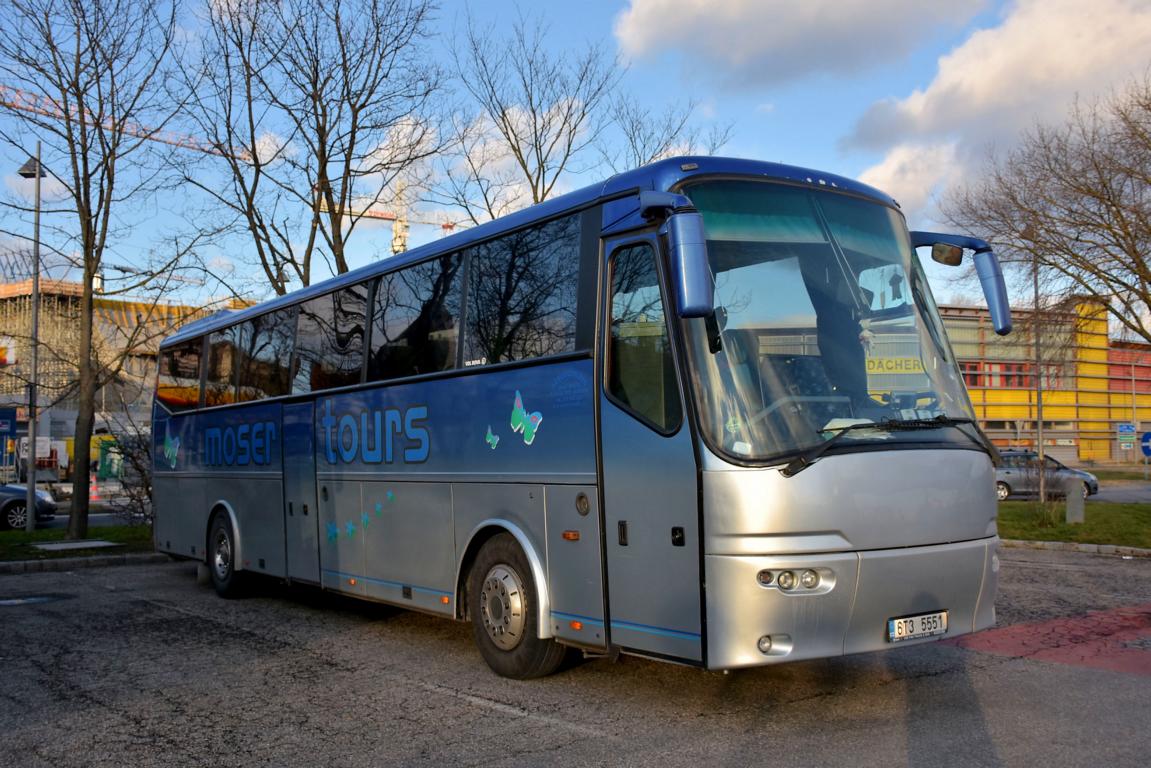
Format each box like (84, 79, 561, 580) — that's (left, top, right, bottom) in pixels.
(153, 156, 1012, 678)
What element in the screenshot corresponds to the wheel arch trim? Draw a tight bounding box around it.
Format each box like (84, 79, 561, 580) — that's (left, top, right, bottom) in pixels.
(457, 519, 553, 640)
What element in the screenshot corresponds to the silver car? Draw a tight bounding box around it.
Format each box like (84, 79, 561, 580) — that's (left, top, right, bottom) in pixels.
(995, 450, 1099, 501)
(0, 483, 58, 530)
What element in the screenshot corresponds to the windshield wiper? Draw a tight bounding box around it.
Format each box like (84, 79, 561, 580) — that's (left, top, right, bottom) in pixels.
(780, 415, 990, 478)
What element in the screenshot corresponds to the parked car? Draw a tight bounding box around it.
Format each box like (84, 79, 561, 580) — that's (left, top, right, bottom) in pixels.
(995, 450, 1100, 501)
(0, 483, 58, 530)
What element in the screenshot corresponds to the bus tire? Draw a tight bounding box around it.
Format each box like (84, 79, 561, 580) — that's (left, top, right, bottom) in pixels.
(468, 533, 566, 679)
(208, 513, 246, 598)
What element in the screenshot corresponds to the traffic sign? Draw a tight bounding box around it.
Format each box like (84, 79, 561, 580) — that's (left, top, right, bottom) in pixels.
(1118, 423, 1136, 434)
(1142, 432, 1151, 458)
(0, 408, 15, 437)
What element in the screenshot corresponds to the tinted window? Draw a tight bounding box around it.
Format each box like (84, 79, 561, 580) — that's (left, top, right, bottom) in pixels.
(368, 254, 462, 381)
(236, 307, 297, 401)
(204, 327, 238, 406)
(292, 282, 369, 393)
(463, 214, 581, 365)
(607, 244, 681, 432)
(156, 339, 202, 412)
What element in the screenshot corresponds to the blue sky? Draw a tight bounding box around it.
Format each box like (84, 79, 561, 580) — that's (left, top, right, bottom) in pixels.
(3, 0, 1151, 304)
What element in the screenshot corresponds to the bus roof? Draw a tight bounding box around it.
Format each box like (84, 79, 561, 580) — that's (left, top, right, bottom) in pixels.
(161, 156, 897, 348)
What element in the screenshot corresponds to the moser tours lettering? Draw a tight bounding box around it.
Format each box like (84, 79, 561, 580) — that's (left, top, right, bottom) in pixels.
(866, 357, 925, 374)
(321, 400, 430, 465)
(204, 421, 278, 466)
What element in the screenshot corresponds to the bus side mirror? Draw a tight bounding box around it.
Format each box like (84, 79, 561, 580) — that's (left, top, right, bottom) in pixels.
(910, 231, 1012, 336)
(667, 210, 713, 318)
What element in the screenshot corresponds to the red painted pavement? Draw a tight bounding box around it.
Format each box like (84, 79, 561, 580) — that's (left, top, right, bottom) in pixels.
(947, 603, 1151, 677)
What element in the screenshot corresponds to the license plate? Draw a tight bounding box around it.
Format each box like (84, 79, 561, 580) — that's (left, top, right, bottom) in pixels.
(887, 610, 948, 642)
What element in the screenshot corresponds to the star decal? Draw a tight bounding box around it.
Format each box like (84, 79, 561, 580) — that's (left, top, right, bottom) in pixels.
(361, 511, 371, 527)
(374, 502, 383, 518)
(345, 520, 357, 537)
(326, 521, 339, 542)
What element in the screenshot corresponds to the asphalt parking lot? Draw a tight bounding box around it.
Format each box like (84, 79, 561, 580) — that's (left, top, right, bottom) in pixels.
(1, 549, 1148, 768)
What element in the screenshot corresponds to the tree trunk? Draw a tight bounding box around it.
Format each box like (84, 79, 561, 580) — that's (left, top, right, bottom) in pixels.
(67, 280, 95, 540)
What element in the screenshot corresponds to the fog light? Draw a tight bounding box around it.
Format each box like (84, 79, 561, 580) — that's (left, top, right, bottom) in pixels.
(777, 570, 796, 590)
(800, 569, 819, 589)
(757, 569, 773, 585)
(757, 635, 773, 654)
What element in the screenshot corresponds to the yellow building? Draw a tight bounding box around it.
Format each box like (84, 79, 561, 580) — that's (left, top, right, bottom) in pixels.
(940, 301, 1151, 464)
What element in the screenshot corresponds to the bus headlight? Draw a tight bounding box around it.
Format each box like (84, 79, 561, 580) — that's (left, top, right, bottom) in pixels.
(776, 570, 797, 590)
(800, 569, 819, 589)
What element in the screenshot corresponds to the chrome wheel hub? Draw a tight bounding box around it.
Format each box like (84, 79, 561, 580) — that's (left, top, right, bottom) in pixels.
(7, 504, 27, 529)
(213, 530, 232, 580)
(479, 564, 525, 651)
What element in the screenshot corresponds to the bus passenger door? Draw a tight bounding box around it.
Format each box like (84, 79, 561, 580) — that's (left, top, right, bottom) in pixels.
(599, 239, 702, 663)
(283, 401, 320, 583)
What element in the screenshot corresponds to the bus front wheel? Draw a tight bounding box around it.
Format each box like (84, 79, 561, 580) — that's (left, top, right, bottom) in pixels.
(468, 533, 566, 679)
(208, 513, 246, 598)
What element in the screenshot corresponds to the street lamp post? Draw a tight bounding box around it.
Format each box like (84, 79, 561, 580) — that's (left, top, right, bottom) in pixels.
(1032, 248, 1046, 502)
(18, 143, 44, 533)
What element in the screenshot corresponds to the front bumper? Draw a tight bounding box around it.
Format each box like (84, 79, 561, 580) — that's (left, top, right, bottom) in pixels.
(705, 537, 999, 669)
(35, 500, 57, 522)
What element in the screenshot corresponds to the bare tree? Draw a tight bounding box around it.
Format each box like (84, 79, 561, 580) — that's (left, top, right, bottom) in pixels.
(0, 0, 182, 538)
(942, 75, 1151, 345)
(179, 0, 444, 295)
(601, 95, 733, 173)
(433, 15, 621, 224)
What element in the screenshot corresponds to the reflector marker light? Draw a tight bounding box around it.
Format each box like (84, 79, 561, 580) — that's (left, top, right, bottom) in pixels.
(562, 530, 580, 541)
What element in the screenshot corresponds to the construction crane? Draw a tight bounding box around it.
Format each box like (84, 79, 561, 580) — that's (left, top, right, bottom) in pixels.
(1, 84, 237, 157)
(1, 82, 459, 252)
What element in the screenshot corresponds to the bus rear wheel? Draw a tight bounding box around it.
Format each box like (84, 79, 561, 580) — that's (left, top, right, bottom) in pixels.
(208, 513, 246, 598)
(468, 533, 566, 679)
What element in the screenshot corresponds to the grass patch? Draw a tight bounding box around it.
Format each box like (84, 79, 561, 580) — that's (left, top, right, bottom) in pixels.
(998, 501, 1151, 549)
(1089, 468, 1151, 482)
(0, 524, 154, 562)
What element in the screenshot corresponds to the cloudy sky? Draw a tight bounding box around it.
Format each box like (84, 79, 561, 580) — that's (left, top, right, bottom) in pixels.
(603, 0, 1151, 227)
(4, 0, 1150, 294)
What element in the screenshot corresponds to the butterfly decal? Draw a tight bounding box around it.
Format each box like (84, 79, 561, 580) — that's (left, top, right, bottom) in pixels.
(485, 425, 500, 450)
(509, 390, 543, 446)
(163, 424, 180, 469)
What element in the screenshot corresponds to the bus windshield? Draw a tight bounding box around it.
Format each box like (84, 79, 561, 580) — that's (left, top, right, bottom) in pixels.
(680, 179, 976, 464)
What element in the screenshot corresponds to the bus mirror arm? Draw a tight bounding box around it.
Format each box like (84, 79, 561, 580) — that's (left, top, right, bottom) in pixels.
(638, 191, 715, 318)
(910, 231, 1013, 336)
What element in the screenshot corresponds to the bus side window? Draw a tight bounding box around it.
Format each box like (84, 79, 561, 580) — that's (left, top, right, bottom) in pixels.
(204, 327, 238, 407)
(293, 282, 369, 393)
(606, 243, 682, 434)
(368, 254, 462, 381)
(236, 307, 297, 401)
(156, 339, 202, 411)
(463, 213, 581, 365)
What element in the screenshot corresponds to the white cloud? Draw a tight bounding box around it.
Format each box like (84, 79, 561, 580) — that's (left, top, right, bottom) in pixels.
(858, 143, 960, 216)
(853, 0, 1151, 222)
(614, 0, 985, 86)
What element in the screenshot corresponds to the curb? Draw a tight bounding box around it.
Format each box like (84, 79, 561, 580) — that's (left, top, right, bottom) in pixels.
(1001, 539, 1151, 558)
(0, 552, 172, 575)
